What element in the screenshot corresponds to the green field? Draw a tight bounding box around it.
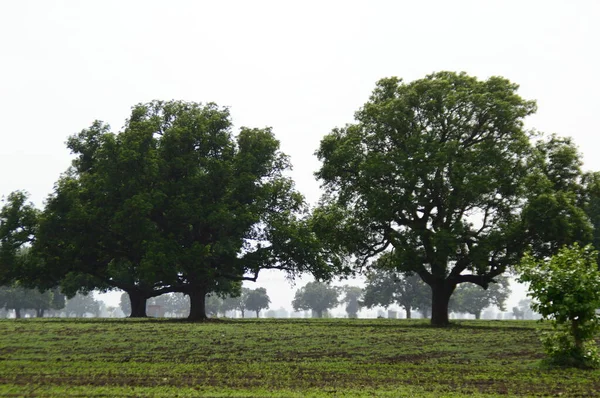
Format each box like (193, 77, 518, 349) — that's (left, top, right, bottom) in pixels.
(0, 318, 598, 397)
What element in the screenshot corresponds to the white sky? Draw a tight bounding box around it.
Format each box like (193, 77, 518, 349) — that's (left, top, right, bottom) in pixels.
(1, 1, 599, 312)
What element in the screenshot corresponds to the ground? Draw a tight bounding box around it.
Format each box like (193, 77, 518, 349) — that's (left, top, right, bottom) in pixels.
(0, 318, 598, 397)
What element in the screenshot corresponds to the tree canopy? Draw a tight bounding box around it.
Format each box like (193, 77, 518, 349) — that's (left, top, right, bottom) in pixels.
(292, 281, 339, 318)
(450, 276, 510, 319)
(244, 287, 271, 318)
(313, 71, 593, 326)
(361, 253, 431, 319)
(35, 100, 329, 320)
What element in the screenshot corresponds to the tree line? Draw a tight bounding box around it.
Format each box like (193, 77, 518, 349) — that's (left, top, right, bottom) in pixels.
(1, 71, 599, 327)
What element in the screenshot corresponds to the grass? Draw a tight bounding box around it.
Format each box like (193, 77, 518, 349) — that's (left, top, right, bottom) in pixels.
(0, 318, 598, 397)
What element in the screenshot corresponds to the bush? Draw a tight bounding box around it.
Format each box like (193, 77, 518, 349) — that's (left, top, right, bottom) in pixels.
(518, 244, 600, 368)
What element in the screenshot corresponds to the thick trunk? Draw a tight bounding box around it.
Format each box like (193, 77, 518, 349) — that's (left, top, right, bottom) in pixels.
(36, 308, 45, 318)
(255, 311, 260, 318)
(405, 306, 411, 319)
(128, 291, 148, 318)
(430, 281, 456, 327)
(14, 308, 21, 319)
(187, 289, 207, 321)
(316, 309, 323, 318)
(475, 312, 481, 320)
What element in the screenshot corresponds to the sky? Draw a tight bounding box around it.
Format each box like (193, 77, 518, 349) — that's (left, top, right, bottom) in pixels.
(1, 1, 599, 314)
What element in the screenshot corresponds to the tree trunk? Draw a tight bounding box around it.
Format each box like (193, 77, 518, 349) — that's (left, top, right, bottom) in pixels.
(36, 308, 45, 318)
(475, 312, 481, 320)
(128, 291, 148, 318)
(187, 290, 207, 321)
(14, 308, 21, 319)
(240, 309, 245, 318)
(256, 310, 260, 318)
(316, 309, 323, 318)
(405, 306, 411, 319)
(430, 281, 456, 327)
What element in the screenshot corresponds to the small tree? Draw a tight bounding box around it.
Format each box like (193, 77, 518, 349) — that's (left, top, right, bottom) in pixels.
(341, 286, 363, 318)
(292, 282, 339, 318)
(244, 287, 270, 318)
(518, 244, 600, 368)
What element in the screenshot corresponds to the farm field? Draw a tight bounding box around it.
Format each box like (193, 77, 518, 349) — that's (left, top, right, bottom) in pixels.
(0, 318, 599, 397)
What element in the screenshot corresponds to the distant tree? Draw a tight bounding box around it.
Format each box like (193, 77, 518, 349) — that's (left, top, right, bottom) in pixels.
(28, 287, 65, 317)
(119, 292, 131, 317)
(340, 286, 363, 318)
(149, 293, 189, 317)
(362, 255, 431, 319)
(450, 277, 510, 319)
(244, 287, 270, 318)
(0, 284, 63, 318)
(0, 284, 32, 318)
(65, 293, 100, 317)
(221, 287, 249, 318)
(205, 294, 223, 317)
(518, 244, 600, 368)
(292, 282, 339, 318)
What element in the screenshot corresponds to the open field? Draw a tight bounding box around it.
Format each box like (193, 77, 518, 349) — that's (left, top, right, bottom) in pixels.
(0, 318, 599, 397)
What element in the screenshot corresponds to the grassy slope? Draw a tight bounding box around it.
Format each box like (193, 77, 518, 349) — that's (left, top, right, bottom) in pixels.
(0, 318, 598, 397)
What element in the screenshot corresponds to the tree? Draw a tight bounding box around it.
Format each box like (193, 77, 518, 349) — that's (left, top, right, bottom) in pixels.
(65, 293, 101, 317)
(315, 71, 547, 326)
(450, 276, 510, 319)
(221, 287, 249, 318)
(292, 282, 339, 318)
(520, 135, 593, 260)
(205, 294, 223, 317)
(0, 191, 39, 287)
(149, 293, 189, 317)
(244, 287, 270, 318)
(361, 255, 431, 319)
(341, 286, 363, 318)
(518, 244, 600, 368)
(35, 101, 329, 320)
(0, 284, 60, 318)
(119, 292, 131, 317)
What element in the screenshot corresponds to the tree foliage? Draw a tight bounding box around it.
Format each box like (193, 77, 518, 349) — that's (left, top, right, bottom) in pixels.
(362, 254, 431, 319)
(64, 293, 101, 317)
(313, 71, 593, 325)
(518, 244, 600, 368)
(292, 281, 339, 318)
(340, 286, 363, 318)
(35, 100, 329, 320)
(244, 287, 271, 318)
(450, 276, 510, 319)
(0, 191, 39, 287)
(0, 284, 64, 318)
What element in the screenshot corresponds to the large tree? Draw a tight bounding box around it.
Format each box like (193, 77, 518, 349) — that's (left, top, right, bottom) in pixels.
(314, 72, 538, 326)
(292, 281, 339, 318)
(36, 101, 328, 320)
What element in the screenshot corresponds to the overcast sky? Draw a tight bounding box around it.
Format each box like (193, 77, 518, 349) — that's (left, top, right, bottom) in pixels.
(1, 1, 599, 313)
